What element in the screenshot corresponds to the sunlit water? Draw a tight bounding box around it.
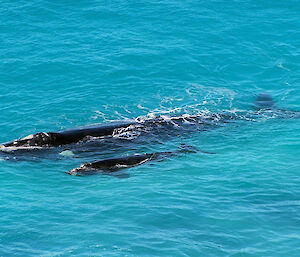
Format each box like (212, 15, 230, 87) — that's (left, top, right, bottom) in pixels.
(0, 1, 299, 256)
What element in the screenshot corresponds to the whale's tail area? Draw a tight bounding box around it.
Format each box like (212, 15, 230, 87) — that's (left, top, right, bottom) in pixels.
(252, 92, 300, 119)
(253, 92, 276, 110)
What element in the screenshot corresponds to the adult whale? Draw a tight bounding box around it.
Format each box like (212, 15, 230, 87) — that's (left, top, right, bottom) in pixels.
(0, 112, 236, 150)
(1, 93, 298, 151)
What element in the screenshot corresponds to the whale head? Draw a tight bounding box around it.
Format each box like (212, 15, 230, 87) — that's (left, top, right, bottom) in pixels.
(67, 163, 98, 176)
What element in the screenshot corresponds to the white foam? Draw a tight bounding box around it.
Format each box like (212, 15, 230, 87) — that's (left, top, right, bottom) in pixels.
(137, 104, 148, 110)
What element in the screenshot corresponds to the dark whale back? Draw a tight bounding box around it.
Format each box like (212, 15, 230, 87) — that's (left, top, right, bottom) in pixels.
(55, 120, 136, 145)
(67, 153, 155, 175)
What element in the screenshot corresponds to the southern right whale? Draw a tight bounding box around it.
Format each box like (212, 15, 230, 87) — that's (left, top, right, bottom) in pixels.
(67, 145, 200, 176)
(0, 92, 299, 152)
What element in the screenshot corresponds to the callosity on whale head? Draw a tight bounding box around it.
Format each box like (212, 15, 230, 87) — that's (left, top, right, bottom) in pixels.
(1, 132, 58, 149)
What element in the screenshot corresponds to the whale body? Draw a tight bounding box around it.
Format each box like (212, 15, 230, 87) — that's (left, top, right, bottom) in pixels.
(1, 93, 299, 152)
(67, 146, 198, 176)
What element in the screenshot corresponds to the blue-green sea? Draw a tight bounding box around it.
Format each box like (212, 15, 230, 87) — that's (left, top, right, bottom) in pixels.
(1, 1, 299, 256)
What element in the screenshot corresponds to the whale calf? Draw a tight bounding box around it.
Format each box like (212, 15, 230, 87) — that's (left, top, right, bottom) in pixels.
(67, 146, 198, 176)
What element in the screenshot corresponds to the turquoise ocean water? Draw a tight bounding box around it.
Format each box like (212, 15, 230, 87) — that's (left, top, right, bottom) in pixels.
(0, 1, 300, 256)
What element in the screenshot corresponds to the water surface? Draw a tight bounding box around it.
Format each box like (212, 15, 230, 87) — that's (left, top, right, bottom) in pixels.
(0, 1, 299, 256)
